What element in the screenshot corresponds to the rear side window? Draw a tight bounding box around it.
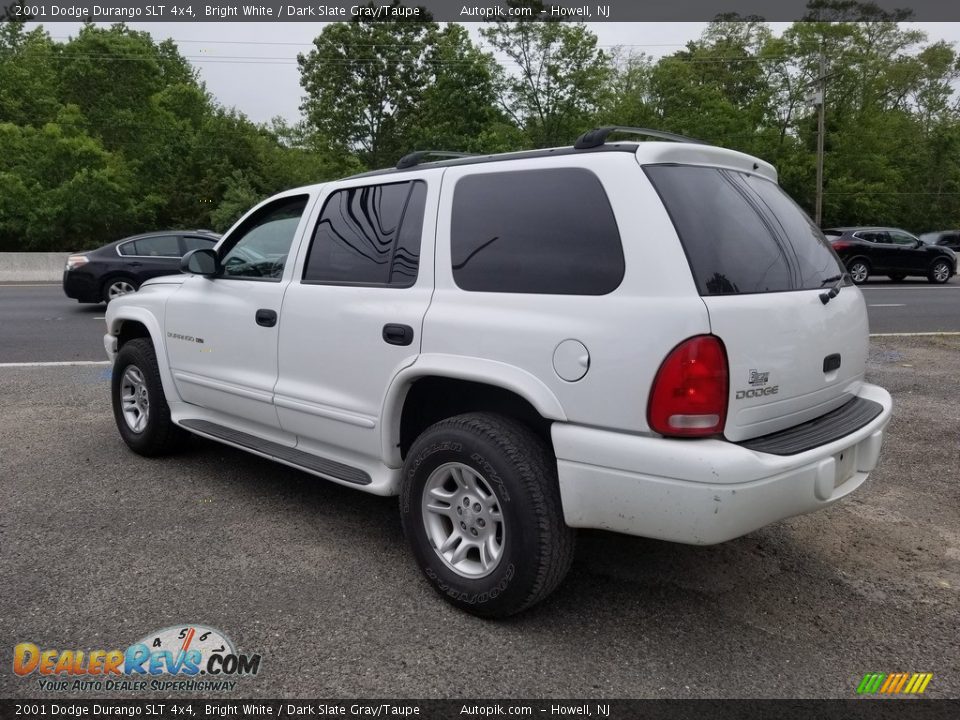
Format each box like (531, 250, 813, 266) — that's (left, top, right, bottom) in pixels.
(303, 181, 425, 287)
(450, 168, 624, 295)
(128, 235, 180, 257)
(646, 165, 844, 295)
(182, 236, 216, 253)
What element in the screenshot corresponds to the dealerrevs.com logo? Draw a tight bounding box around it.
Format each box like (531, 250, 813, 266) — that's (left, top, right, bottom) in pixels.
(13, 624, 261, 693)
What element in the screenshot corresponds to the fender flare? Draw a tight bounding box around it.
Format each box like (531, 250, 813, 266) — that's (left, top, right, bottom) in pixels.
(379, 354, 567, 467)
(107, 308, 180, 402)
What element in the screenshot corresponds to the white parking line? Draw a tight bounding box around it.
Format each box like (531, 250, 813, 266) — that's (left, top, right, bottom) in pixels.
(869, 304, 906, 307)
(0, 361, 109, 368)
(870, 332, 960, 337)
(0, 283, 60, 288)
(860, 285, 960, 289)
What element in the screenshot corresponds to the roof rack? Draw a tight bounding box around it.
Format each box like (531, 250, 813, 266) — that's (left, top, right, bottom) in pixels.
(396, 150, 478, 170)
(574, 126, 708, 150)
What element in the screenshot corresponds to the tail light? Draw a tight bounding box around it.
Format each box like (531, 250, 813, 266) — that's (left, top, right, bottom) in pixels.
(65, 254, 89, 271)
(647, 335, 728, 437)
(830, 241, 852, 251)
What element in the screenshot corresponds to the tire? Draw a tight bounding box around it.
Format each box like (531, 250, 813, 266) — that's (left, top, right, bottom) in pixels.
(848, 259, 870, 284)
(888, 273, 906, 282)
(400, 412, 575, 618)
(928, 259, 952, 284)
(111, 338, 188, 456)
(103, 277, 139, 303)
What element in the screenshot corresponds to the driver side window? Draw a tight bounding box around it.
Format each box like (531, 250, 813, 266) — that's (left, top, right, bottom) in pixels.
(220, 195, 309, 281)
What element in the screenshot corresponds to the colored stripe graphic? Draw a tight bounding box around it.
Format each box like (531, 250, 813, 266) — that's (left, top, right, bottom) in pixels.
(857, 672, 932, 694)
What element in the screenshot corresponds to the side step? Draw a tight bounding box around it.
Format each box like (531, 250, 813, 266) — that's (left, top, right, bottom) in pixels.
(180, 419, 372, 486)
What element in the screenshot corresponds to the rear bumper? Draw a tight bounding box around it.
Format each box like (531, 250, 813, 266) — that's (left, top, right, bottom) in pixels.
(62, 270, 100, 302)
(552, 382, 892, 545)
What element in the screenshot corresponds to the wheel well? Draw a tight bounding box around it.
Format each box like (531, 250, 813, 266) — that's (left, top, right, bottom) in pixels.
(117, 320, 151, 349)
(398, 377, 553, 460)
(847, 256, 871, 269)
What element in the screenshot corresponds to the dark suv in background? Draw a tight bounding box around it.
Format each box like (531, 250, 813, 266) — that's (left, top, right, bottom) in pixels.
(63, 230, 219, 303)
(823, 226, 957, 284)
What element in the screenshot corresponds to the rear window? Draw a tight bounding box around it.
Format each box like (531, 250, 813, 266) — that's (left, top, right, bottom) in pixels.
(646, 165, 844, 295)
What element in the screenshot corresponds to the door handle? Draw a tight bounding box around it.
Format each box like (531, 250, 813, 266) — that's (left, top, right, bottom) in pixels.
(382, 323, 414, 346)
(128, 262, 142, 267)
(255, 309, 278, 328)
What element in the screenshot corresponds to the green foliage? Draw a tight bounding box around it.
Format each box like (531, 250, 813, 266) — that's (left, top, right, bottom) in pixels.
(5, 0, 960, 251)
(481, 6, 612, 147)
(0, 22, 343, 252)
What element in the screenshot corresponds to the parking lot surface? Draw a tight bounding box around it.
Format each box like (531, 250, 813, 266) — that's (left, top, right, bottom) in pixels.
(1, 332, 958, 699)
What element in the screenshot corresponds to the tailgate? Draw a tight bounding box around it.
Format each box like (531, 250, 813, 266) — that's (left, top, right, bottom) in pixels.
(703, 288, 868, 441)
(644, 162, 864, 443)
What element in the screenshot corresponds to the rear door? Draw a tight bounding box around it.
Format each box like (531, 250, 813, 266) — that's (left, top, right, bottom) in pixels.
(646, 164, 866, 441)
(119, 235, 182, 280)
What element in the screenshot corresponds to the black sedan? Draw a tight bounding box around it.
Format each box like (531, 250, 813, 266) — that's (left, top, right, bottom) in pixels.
(823, 226, 957, 284)
(63, 230, 219, 303)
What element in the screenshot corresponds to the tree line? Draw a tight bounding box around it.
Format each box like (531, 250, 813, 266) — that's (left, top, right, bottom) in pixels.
(2, 0, 960, 252)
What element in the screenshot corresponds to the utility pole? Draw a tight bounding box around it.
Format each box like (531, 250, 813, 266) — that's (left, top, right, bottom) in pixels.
(815, 45, 827, 227)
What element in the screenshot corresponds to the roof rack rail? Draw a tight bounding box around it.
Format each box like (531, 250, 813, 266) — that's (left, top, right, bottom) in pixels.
(396, 150, 478, 170)
(574, 126, 708, 150)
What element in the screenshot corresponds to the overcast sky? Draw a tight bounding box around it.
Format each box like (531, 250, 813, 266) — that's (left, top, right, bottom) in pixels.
(32, 21, 960, 125)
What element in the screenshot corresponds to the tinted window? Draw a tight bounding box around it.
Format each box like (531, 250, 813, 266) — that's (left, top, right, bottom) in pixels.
(450, 169, 624, 294)
(117, 241, 137, 256)
(303, 181, 425, 287)
(221, 195, 308, 280)
(646, 166, 844, 295)
(742, 174, 847, 287)
(888, 230, 917, 246)
(182, 236, 217, 252)
(130, 235, 179, 257)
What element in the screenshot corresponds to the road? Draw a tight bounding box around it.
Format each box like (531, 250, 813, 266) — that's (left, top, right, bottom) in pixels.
(1, 281, 957, 364)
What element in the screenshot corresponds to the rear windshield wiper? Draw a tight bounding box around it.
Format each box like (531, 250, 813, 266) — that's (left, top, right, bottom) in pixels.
(819, 274, 847, 305)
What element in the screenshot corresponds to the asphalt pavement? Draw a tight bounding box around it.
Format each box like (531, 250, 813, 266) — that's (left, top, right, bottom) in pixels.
(1, 338, 958, 699)
(1, 281, 957, 365)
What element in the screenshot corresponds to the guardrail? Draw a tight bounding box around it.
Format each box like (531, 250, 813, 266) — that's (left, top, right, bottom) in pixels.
(0, 253, 65, 282)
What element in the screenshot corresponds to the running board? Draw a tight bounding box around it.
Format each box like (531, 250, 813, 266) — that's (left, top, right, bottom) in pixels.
(180, 419, 372, 486)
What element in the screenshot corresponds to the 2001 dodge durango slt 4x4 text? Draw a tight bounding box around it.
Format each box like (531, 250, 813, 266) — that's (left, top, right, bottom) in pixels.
(104, 127, 893, 617)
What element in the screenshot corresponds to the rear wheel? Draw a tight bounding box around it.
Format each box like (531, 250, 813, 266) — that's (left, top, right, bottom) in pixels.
(111, 338, 188, 456)
(400, 412, 574, 618)
(848, 259, 870, 284)
(928, 259, 951, 284)
(888, 273, 906, 282)
(103, 277, 139, 303)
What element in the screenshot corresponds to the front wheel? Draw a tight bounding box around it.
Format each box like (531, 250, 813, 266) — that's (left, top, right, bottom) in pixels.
(111, 338, 188, 456)
(848, 260, 870, 284)
(400, 413, 575, 618)
(928, 259, 952, 284)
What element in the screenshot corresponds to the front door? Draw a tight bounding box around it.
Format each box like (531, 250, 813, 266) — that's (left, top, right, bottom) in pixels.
(164, 192, 314, 434)
(274, 175, 439, 462)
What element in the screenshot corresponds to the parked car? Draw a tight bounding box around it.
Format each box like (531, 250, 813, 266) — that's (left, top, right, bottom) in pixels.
(63, 230, 220, 303)
(919, 230, 960, 252)
(104, 127, 892, 617)
(823, 226, 957, 284)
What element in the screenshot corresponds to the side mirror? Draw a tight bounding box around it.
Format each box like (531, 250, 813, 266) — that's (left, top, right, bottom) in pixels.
(181, 248, 221, 277)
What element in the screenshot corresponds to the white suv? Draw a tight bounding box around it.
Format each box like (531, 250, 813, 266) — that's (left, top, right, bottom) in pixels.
(104, 127, 893, 617)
